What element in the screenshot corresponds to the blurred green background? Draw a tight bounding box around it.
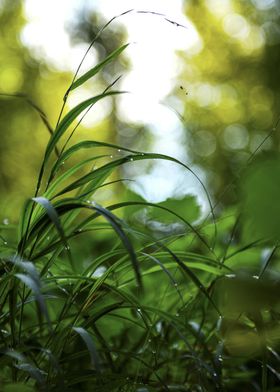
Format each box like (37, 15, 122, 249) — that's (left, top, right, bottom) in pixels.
(1, 0, 280, 219)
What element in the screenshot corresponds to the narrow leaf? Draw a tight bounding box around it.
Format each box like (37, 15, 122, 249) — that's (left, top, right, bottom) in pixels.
(44, 91, 123, 165)
(73, 326, 100, 371)
(69, 44, 129, 91)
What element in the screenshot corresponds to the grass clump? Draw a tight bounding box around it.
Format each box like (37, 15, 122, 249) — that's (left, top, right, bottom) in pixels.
(0, 17, 280, 392)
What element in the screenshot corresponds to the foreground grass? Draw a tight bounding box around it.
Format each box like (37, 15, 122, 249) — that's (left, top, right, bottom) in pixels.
(0, 18, 280, 392)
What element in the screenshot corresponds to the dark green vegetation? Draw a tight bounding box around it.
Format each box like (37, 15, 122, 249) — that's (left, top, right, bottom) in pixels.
(1, 8, 280, 392)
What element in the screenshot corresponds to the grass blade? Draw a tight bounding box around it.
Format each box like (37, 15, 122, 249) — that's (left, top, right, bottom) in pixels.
(44, 91, 124, 165)
(69, 43, 129, 91)
(72, 326, 100, 371)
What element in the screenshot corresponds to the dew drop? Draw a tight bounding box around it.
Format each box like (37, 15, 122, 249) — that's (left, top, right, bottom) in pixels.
(156, 321, 162, 333)
(225, 274, 236, 279)
(152, 350, 156, 355)
(86, 200, 91, 204)
(253, 275, 259, 280)
(175, 313, 179, 317)
(110, 155, 114, 159)
(148, 338, 152, 343)
(3, 241, 7, 245)
(117, 149, 121, 152)
(217, 318, 223, 331)
(46, 236, 50, 241)
(65, 245, 70, 250)
(137, 308, 141, 313)
(3, 218, 9, 225)
(130, 157, 134, 161)
(174, 282, 178, 287)
(61, 161, 65, 165)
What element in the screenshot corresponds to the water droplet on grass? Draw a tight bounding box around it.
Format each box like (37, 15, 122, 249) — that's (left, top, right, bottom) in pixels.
(3, 218, 9, 225)
(156, 321, 162, 333)
(92, 266, 106, 278)
(225, 274, 236, 279)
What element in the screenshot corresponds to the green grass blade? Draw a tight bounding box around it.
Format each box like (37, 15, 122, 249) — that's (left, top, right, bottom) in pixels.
(69, 44, 129, 91)
(53, 151, 214, 233)
(48, 140, 141, 183)
(31, 197, 73, 268)
(72, 326, 100, 371)
(44, 91, 124, 165)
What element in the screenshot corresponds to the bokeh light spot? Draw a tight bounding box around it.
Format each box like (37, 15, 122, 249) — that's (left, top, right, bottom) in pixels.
(223, 123, 249, 150)
(0, 67, 23, 93)
(192, 130, 216, 157)
(223, 13, 250, 40)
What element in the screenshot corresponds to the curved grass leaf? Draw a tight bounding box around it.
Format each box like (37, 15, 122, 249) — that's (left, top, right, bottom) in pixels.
(14, 269, 51, 329)
(53, 153, 215, 235)
(3, 349, 45, 385)
(44, 91, 124, 165)
(22, 199, 142, 287)
(31, 197, 73, 268)
(49, 140, 141, 182)
(45, 155, 108, 198)
(72, 326, 100, 371)
(32, 197, 66, 242)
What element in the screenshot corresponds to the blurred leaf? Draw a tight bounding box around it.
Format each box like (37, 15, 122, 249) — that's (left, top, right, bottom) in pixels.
(241, 153, 280, 242)
(217, 272, 280, 315)
(3, 384, 35, 392)
(224, 325, 262, 357)
(155, 195, 200, 223)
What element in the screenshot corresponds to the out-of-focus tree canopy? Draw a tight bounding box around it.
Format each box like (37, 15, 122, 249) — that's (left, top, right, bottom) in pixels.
(67, 0, 280, 207)
(0, 1, 127, 220)
(0, 0, 72, 219)
(180, 0, 280, 204)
